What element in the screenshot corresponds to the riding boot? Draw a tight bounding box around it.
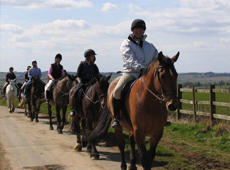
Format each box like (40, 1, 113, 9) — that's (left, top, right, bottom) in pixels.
(111, 97, 122, 129)
(46, 91, 50, 104)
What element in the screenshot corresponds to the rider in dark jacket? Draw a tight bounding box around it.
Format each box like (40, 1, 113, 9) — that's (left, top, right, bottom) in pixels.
(2, 67, 16, 97)
(45, 53, 65, 103)
(69, 49, 99, 115)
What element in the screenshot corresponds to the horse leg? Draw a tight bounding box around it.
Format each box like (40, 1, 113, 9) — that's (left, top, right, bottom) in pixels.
(81, 119, 87, 148)
(32, 101, 37, 122)
(28, 100, 32, 120)
(147, 130, 163, 169)
(60, 106, 67, 130)
(48, 104, 53, 130)
(134, 130, 149, 170)
(35, 102, 42, 123)
(129, 132, 137, 170)
(56, 106, 62, 134)
(115, 126, 127, 170)
(74, 116, 82, 151)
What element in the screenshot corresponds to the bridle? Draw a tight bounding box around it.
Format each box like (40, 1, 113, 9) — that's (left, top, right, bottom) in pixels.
(83, 83, 107, 108)
(142, 64, 177, 103)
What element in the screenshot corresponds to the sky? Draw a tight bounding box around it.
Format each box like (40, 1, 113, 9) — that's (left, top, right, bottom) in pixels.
(1, 0, 230, 73)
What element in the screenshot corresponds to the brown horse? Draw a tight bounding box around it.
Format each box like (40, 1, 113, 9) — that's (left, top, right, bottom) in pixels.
(27, 76, 45, 122)
(47, 73, 77, 134)
(69, 74, 111, 159)
(87, 52, 179, 170)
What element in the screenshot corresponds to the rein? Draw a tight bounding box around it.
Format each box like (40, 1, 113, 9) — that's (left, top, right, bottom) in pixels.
(142, 64, 177, 103)
(82, 85, 105, 107)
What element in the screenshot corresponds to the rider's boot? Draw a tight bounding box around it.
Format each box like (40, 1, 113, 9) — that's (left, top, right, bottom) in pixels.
(46, 91, 50, 104)
(111, 97, 122, 129)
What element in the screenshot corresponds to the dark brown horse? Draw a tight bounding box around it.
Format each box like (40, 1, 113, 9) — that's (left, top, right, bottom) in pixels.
(69, 74, 111, 159)
(47, 73, 77, 134)
(27, 76, 45, 122)
(87, 52, 179, 170)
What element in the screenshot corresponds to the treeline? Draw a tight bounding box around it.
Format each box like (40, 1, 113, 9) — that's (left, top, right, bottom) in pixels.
(181, 81, 230, 88)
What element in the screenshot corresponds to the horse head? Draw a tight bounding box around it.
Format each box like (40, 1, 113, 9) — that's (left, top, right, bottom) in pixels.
(8, 79, 17, 92)
(143, 51, 179, 111)
(66, 72, 78, 90)
(156, 51, 179, 111)
(94, 73, 111, 107)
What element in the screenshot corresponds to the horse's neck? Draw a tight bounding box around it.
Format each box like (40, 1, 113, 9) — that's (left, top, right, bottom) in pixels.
(57, 78, 70, 92)
(87, 83, 98, 100)
(143, 63, 158, 93)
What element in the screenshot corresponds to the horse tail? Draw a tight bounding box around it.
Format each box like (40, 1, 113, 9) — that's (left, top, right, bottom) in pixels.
(84, 102, 111, 143)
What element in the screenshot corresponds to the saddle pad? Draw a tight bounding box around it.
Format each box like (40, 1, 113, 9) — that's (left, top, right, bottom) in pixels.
(121, 78, 139, 100)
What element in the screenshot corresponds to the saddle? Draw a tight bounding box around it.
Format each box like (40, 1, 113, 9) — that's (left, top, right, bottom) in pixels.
(120, 78, 139, 128)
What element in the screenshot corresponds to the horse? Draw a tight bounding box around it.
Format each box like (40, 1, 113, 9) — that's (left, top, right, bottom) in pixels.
(69, 74, 111, 160)
(47, 73, 77, 134)
(6, 79, 17, 113)
(87, 52, 179, 170)
(27, 76, 45, 122)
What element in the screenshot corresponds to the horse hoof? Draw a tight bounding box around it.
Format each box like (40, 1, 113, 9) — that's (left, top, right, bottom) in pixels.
(49, 126, 53, 130)
(35, 120, 39, 123)
(128, 165, 137, 170)
(82, 140, 88, 148)
(74, 143, 82, 151)
(90, 153, 99, 160)
(58, 129, 63, 134)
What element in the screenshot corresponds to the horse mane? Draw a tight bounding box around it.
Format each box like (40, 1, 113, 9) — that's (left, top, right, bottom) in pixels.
(142, 55, 174, 76)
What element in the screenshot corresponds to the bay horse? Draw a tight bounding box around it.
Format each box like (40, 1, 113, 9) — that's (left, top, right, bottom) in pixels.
(47, 73, 77, 134)
(69, 74, 111, 160)
(87, 52, 179, 170)
(27, 76, 45, 122)
(6, 79, 17, 113)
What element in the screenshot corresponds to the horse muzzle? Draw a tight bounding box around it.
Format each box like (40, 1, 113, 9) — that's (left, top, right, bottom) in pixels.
(165, 96, 178, 111)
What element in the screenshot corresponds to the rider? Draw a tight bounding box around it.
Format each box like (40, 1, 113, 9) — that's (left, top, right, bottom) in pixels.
(45, 53, 65, 103)
(24, 60, 46, 98)
(18, 66, 31, 99)
(2, 67, 17, 97)
(111, 19, 158, 128)
(70, 49, 99, 115)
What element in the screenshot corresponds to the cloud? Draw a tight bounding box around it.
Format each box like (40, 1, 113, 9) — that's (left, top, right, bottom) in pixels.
(128, 0, 230, 36)
(101, 3, 118, 12)
(1, 0, 94, 9)
(1, 21, 24, 34)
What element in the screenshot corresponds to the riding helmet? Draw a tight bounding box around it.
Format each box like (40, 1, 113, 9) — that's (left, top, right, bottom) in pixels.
(84, 49, 97, 58)
(9, 67, 14, 71)
(27, 66, 31, 70)
(131, 19, 146, 31)
(32, 60, 37, 64)
(55, 53, 62, 60)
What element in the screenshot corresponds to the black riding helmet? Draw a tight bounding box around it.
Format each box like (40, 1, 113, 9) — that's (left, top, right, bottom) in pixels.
(9, 67, 14, 71)
(131, 19, 146, 31)
(55, 53, 62, 60)
(84, 49, 97, 58)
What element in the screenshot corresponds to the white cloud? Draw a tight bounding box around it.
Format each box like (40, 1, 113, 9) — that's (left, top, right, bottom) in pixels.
(101, 3, 118, 12)
(128, 0, 230, 36)
(1, 0, 94, 9)
(1, 21, 24, 34)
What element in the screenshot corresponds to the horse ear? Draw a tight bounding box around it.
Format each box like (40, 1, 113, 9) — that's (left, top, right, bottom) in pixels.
(95, 74, 101, 82)
(172, 51, 180, 63)
(106, 73, 112, 81)
(158, 51, 164, 63)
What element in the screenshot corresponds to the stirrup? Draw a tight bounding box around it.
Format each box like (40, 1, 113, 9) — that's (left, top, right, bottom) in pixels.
(111, 119, 120, 129)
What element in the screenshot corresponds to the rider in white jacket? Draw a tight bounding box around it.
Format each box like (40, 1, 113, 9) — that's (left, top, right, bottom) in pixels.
(111, 19, 158, 128)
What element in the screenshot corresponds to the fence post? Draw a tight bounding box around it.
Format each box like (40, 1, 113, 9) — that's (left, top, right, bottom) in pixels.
(209, 85, 216, 125)
(192, 86, 196, 122)
(177, 84, 182, 121)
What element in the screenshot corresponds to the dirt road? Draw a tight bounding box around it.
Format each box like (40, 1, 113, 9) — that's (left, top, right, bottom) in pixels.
(0, 106, 163, 170)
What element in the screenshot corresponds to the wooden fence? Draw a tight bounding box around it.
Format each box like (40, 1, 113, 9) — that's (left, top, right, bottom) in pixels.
(176, 84, 230, 124)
